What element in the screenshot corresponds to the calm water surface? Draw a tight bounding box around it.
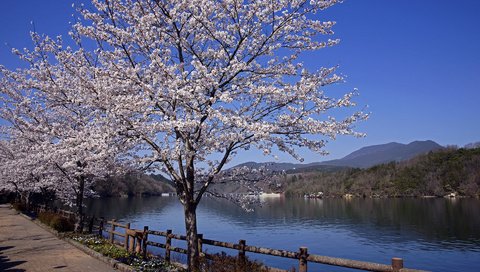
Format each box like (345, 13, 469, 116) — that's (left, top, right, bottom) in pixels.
(85, 197, 480, 272)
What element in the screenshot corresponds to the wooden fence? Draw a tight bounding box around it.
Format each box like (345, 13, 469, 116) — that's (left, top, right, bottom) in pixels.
(27, 204, 428, 271)
(95, 219, 428, 272)
(33, 204, 101, 234)
(33, 204, 76, 219)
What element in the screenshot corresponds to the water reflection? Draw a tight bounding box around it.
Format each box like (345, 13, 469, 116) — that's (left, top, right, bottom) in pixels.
(193, 197, 480, 247)
(85, 196, 175, 220)
(85, 197, 480, 272)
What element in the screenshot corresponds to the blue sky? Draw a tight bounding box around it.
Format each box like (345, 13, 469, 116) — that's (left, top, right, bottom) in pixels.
(1, 0, 479, 165)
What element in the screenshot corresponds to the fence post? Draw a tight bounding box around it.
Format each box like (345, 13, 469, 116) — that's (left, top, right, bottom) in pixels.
(129, 235, 135, 253)
(392, 258, 404, 272)
(142, 226, 149, 259)
(99, 217, 104, 237)
(165, 229, 172, 262)
(125, 223, 131, 251)
(135, 234, 142, 254)
(110, 219, 116, 243)
(299, 247, 308, 272)
(238, 239, 246, 269)
(198, 234, 203, 256)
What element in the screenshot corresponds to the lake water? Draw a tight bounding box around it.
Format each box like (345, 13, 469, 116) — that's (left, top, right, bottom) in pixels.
(85, 197, 480, 272)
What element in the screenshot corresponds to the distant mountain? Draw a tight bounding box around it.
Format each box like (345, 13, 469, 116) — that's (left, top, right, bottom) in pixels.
(150, 173, 173, 185)
(234, 161, 302, 171)
(465, 141, 480, 149)
(321, 140, 443, 168)
(286, 164, 348, 174)
(233, 161, 346, 173)
(231, 140, 444, 171)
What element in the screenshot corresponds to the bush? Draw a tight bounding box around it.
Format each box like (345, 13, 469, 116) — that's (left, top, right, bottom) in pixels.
(12, 202, 27, 213)
(38, 211, 54, 224)
(50, 215, 75, 232)
(38, 211, 74, 232)
(199, 252, 281, 272)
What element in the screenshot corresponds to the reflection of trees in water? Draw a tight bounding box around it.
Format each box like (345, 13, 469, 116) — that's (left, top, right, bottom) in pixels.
(86, 196, 480, 249)
(85, 196, 176, 220)
(198, 197, 480, 248)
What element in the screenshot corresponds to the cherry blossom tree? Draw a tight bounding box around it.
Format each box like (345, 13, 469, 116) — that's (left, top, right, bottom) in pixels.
(2, 0, 367, 269)
(0, 136, 51, 206)
(0, 37, 128, 231)
(65, 0, 368, 269)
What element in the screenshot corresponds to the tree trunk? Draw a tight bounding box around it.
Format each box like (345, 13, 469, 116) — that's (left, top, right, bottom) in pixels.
(74, 176, 85, 233)
(184, 201, 200, 271)
(23, 191, 32, 211)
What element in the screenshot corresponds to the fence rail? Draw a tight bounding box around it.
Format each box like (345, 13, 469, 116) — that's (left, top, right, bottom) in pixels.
(101, 219, 428, 272)
(28, 204, 428, 272)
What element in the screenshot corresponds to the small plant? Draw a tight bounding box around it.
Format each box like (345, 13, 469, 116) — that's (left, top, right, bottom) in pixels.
(129, 256, 184, 272)
(73, 236, 131, 259)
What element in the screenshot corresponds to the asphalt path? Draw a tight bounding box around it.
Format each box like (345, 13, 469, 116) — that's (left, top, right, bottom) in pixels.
(0, 204, 116, 272)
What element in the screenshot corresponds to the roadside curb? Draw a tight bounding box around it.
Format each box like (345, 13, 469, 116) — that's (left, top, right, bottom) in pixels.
(13, 208, 135, 272)
(18, 211, 35, 221)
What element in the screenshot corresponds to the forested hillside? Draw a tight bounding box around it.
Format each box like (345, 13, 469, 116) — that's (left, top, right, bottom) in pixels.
(284, 147, 480, 197)
(93, 172, 174, 197)
(92, 147, 480, 198)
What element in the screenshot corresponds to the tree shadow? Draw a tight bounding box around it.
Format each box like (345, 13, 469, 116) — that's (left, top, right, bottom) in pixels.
(0, 246, 26, 272)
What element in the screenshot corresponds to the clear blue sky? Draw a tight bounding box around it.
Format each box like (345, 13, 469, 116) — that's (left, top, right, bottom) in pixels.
(1, 0, 479, 165)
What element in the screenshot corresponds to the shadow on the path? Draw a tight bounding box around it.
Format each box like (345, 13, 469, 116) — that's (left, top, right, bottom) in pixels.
(0, 246, 26, 272)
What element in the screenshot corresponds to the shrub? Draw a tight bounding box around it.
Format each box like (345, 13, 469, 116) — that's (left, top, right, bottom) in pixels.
(199, 252, 273, 272)
(50, 215, 75, 232)
(38, 211, 74, 232)
(12, 202, 27, 213)
(38, 211, 55, 224)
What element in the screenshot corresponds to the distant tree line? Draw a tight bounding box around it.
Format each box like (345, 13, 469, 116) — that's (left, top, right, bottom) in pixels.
(94, 172, 174, 197)
(284, 147, 480, 197)
(0, 171, 174, 204)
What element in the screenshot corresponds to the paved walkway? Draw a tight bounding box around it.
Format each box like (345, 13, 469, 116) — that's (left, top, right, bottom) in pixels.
(0, 204, 116, 272)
